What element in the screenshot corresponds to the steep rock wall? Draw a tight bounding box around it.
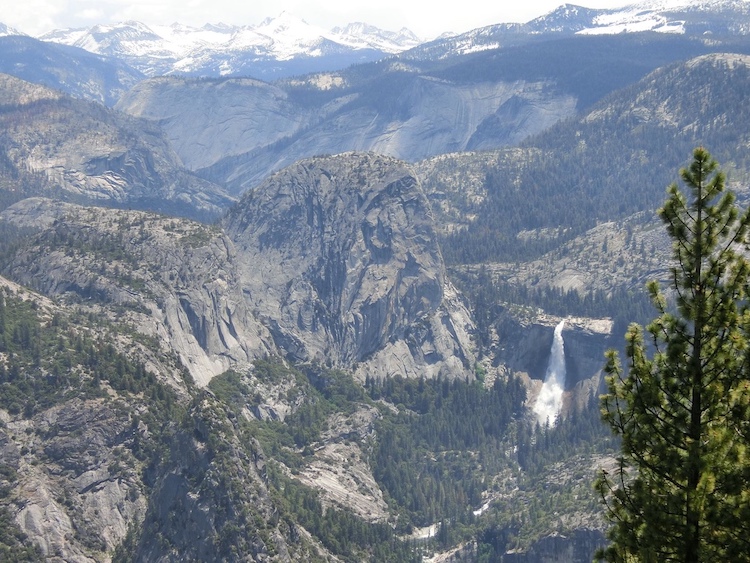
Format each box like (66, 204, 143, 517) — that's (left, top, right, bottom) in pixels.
(1, 198, 274, 386)
(225, 152, 475, 379)
(494, 313, 612, 388)
(117, 75, 576, 195)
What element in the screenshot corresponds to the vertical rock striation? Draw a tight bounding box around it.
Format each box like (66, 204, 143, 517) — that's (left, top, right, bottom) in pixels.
(225, 152, 475, 379)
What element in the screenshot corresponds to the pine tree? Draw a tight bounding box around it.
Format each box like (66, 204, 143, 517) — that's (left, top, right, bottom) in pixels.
(596, 148, 750, 561)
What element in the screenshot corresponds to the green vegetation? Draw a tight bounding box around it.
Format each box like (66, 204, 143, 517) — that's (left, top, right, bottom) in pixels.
(268, 465, 420, 563)
(454, 266, 656, 357)
(439, 58, 750, 265)
(206, 368, 251, 408)
(0, 281, 616, 560)
(0, 287, 179, 417)
(517, 394, 615, 476)
(205, 356, 615, 558)
(0, 285, 186, 560)
(366, 373, 613, 552)
(598, 148, 750, 561)
(208, 362, 420, 561)
(0, 505, 42, 561)
(366, 374, 526, 531)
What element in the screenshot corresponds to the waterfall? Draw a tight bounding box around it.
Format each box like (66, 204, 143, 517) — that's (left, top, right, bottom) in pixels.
(533, 320, 566, 427)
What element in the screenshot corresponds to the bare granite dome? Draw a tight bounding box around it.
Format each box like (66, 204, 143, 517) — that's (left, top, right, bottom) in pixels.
(225, 152, 475, 379)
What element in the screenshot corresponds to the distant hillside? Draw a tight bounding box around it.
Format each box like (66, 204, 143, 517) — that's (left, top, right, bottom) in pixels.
(116, 32, 750, 196)
(0, 35, 143, 106)
(422, 53, 750, 265)
(0, 73, 233, 220)
(403, 0, 750, 61)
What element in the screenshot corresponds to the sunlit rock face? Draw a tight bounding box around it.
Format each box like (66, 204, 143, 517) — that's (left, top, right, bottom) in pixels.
(1, 198, 274, 387)
(225, 152, 475, 379)
(116, 74, 577, 194)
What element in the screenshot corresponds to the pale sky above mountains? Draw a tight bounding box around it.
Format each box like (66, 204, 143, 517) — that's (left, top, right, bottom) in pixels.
(3, 0, 654, 39)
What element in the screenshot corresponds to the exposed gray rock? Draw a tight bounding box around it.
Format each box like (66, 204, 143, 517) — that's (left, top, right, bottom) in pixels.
(116, 77, 316, 171)
(0, 278, 327, 562)
(296, 405, 389, 522)
(354, 279, 476, 381)
(224, 152, 475, 379)
(492, 313, 613, 388)
(0, 198, 275, 386)
(481, 309, 613, 422)
(483, 214, 672, 296)
(415, 148, 538, 236)
(8, 399, 147, 561)
(116, 74, 577, 194)
(129, 395, 302, 562)
(0, 73, 234, 220)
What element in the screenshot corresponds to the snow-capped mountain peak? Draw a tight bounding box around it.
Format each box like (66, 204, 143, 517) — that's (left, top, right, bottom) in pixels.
(332, 22, 422, 51)
(401, 0, 750, 63)
(514, 0, 750, 37)
(23, 0, 750, 80)
(36, 15, 423, 78)
(254, 12, 319, 44)
(0, 22, 24, 37)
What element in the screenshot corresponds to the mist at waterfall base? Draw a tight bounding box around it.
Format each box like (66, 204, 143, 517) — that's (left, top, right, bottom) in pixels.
(533, 320, 566, 427)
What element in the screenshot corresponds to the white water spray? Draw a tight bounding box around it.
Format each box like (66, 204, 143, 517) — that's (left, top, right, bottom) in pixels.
(533, 320, 566, 427)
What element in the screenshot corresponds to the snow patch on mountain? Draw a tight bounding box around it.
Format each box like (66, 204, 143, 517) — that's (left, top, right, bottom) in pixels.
(578, 2, 686, 35)
(0, 22, 24, 37)
(576, 0, 750, 35)
(38, 13, 422, 77)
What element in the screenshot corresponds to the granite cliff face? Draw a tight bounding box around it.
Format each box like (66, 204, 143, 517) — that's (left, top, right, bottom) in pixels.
(0, 153, 482, 560)
(116, 73, 577, 194)
(492, 313, 613, 388)
(2, 152, 478, 385)
(1, 198, 274, 387)
(473, 306, 614, 421)
(224, 152, 475, 379)
(0, 275, 172, 561)
(0, 73, 233, 220)
(115, 77, 314, 172)
(0, 274, 324, 561)
(8, 397, 147, 561)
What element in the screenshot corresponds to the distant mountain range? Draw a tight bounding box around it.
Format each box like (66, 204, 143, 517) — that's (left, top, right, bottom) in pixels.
(32, 13, 423, 79)
(404, 0, 750, 59)
(2, 1, 750, 82)
(6, 2, 750, 562)
(0, 35, 143, 106)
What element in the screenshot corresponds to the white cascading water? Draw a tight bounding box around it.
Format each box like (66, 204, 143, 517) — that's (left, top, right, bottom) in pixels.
(533, 320, 566, 427)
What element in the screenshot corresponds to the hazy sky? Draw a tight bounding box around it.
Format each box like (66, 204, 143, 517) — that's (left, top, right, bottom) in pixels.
(3, 0, 655, 38)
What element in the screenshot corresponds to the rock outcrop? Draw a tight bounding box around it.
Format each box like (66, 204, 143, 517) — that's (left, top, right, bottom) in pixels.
(116, 73, 577, 194)
(0, 73, 234, 220)
(493, 313, 613, 387)
(487, 310, 614, 420)
(10, 399, 147, 561)
(0, 275, 330, 562)
(224, 152, 475, 379)
(1, 198, 274, 386)
(127, 395, 318, 562)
